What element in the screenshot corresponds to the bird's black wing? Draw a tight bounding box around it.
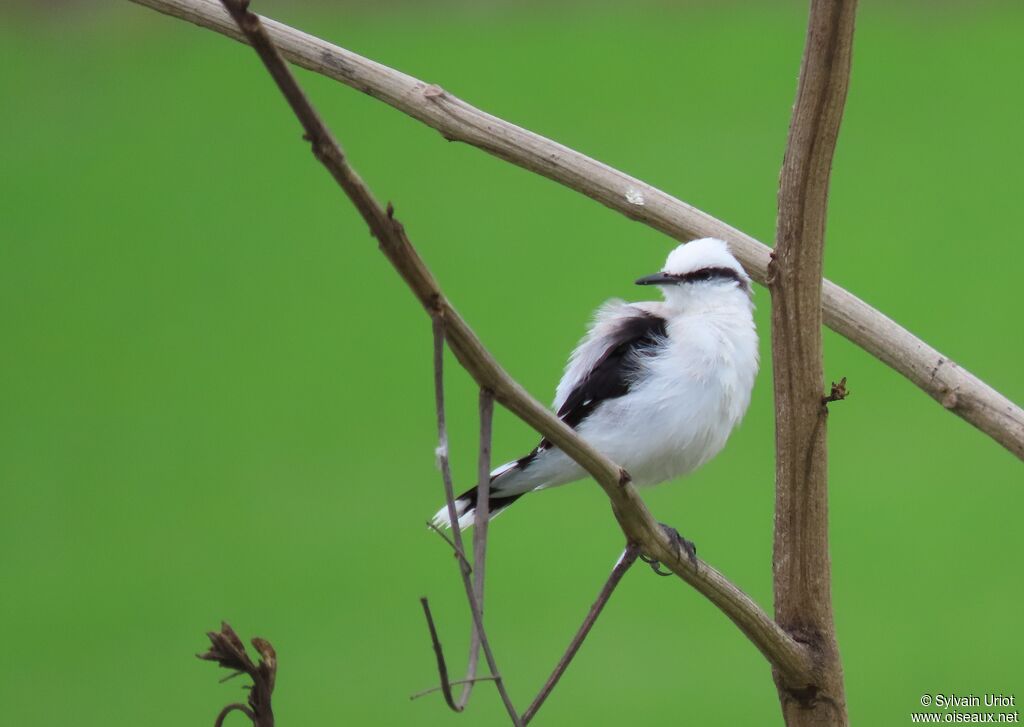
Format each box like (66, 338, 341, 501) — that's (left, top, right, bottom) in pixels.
(555, 310, 668, 430)
(470, 309, 668, 509)
(514, 310, 667, 472)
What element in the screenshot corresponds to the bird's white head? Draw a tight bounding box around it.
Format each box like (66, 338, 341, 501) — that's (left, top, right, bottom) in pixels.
(635, 238, 751, 309)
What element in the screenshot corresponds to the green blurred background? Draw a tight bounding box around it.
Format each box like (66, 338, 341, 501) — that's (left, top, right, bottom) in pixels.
(2, 1, 1021, 725)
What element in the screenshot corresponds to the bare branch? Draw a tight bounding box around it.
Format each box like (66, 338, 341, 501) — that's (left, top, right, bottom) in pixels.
(129, 0, 1024, 461)
(522, 545, 641, 725)
(770, 1, 857, 723)
(204, 0, 816, 699)
(425, 520, 472, 573)
(458, 388, 494, 708)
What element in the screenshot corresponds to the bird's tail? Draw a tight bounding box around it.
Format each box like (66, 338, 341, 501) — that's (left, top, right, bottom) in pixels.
(430, 461, 528, 530)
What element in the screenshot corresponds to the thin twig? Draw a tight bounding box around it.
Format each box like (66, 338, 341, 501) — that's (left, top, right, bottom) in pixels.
(770, 1, 857, 723)
(214, 703, 255, 727)
(425, 520, 472, 572)
(430, 323, 521, 724)
(432, 316, 468, 569)
(447, 532, 522, 725)
(211, 0, 811, 692)
(130, 0, 1024, 461)
(824, 377, 849, 404)
(419, 597, 462, 713)
(410, 676, 499, 701)
(458, 388, 494, 708)
(522, 544, 641, 725)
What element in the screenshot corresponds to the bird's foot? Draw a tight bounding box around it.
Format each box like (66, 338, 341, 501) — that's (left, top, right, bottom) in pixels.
(638, 552, 673, 576)
(639, 523, 698, 576)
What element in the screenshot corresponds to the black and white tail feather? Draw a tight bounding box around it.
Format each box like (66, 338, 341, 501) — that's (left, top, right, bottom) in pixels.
(431, 238, 759, 530)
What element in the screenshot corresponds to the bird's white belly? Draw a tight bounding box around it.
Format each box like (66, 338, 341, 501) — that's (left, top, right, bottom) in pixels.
(579, 337, 750, 486)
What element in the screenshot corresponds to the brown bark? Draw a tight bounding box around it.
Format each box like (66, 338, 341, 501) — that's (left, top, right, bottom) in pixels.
(770, 2, 857, 725)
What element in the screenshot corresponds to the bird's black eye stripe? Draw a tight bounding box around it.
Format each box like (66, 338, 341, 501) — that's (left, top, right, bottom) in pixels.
(672, 267, 745, 285)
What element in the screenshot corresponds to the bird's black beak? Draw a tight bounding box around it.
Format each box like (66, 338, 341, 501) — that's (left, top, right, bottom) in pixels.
(635, 272, 678, 286)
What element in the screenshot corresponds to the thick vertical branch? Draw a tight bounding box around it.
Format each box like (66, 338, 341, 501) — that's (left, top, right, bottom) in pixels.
(770, 2, 856, 725)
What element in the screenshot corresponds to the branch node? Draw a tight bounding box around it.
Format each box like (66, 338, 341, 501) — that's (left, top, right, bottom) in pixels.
(823, 376, 848, 405)
(423, 83, 446, 100)
(766, 249, 780, 286)
(942, 390, 960, 410)
(785, 683, 822, 708)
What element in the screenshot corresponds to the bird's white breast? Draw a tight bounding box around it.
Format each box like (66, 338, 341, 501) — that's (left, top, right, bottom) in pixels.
(578, 301, 758, 486)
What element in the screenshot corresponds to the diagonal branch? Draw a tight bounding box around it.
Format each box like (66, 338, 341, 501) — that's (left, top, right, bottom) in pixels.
(208, 0, 815, 690)
(211, 1, 522, 720)
(770, 1, 857, 723)
(129, 0, 1024, 462)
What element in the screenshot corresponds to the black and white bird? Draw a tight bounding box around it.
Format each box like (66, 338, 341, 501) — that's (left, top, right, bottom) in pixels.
(432, 237, 758, 532)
